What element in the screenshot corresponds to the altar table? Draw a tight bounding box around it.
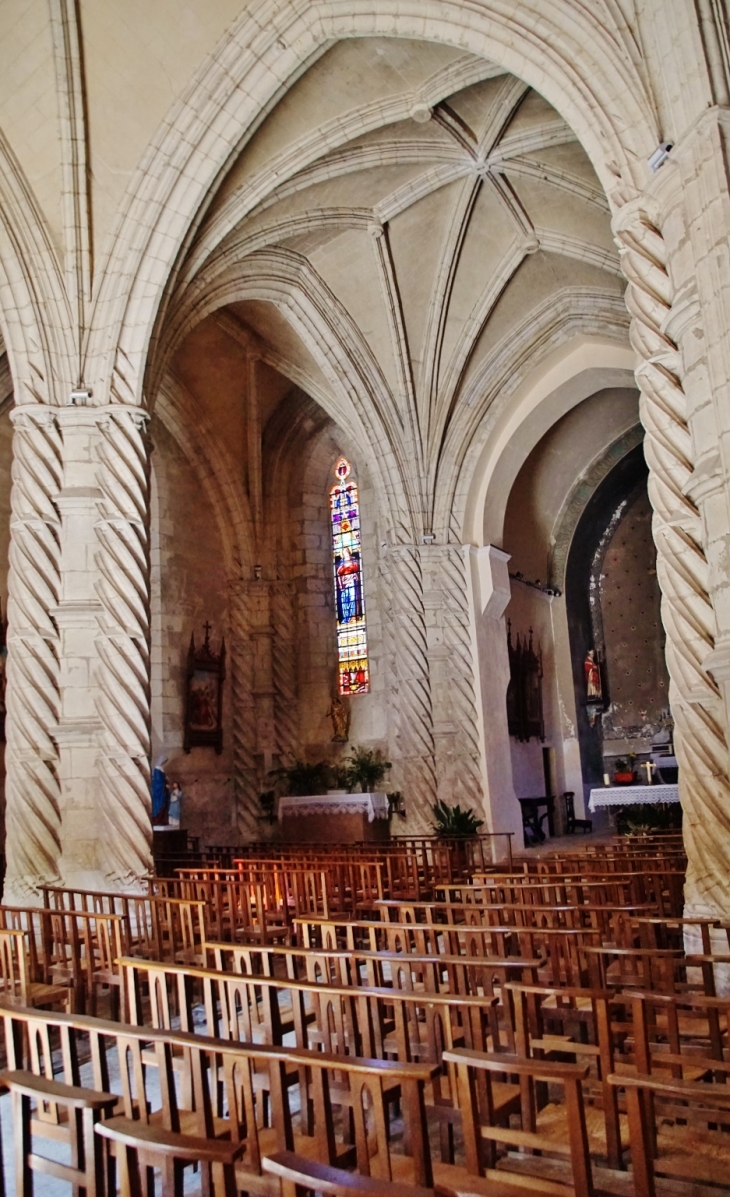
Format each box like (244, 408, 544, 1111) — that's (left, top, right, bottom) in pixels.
(278, 792, 390, 843)
(588, 783, 680, 812)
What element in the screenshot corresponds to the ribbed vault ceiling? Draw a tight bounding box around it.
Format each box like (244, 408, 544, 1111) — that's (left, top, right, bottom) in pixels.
(166, 36, 625, 534)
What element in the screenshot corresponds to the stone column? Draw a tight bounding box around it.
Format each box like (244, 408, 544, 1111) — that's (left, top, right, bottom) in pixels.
(4, 406, 63, 902)
(229, 576, 259, 842)
(248, 577, 277, 828)
(5, 402, 155, 895)
(271, 581, 298, 763)
(59, 405, 153, 889)
(470, 546, 524, 847)
(613, 194, 730, 919)
(388, 545, 437, 832)
(423, 545, 485, 813)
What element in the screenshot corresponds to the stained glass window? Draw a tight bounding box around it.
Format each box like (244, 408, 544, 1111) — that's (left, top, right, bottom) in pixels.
(330, 458, 370, 695)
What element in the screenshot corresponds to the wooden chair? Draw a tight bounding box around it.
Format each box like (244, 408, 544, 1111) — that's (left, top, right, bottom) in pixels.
(0, 928, 71, 1011)
(0, 1000, 440, 1197)
(608, 1071, 730, 1197)
(440, 1047, 598, 1196)
(563, 791, 592, 834)
(1, 1068, 117, 1197)
(262, 1150, 436, 1197)
(505, 981, 624, 1169)
(95, 1117, 245, 1197)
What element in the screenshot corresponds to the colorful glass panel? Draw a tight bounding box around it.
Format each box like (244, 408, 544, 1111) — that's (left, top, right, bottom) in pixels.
(330, 458, 370, 695)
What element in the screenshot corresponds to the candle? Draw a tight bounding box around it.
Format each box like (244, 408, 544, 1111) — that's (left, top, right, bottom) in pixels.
(603, 772, 610, 786)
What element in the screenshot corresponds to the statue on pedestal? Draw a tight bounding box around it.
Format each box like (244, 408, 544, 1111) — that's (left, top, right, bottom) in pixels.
(584, 649, 602, 699)
(151, 754, 169, 825)
(327, 695, 350, 742)
(168, 781, 183, 827)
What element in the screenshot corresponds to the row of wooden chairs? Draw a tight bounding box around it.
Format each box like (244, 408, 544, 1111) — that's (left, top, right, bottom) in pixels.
(6, 979, 724, 1197)
(0, 834, 707, 1196)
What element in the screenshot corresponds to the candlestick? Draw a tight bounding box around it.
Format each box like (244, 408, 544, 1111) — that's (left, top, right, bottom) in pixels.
(603, 772, 610, 786)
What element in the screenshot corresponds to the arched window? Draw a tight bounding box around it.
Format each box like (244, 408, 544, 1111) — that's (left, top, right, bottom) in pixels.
(330, 458, 370, 695)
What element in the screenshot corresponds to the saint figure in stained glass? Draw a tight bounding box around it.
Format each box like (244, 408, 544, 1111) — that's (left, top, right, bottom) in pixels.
(330, 458, 370, 695)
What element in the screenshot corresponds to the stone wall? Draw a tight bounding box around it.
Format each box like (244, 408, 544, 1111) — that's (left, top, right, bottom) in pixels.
(150, 419, 236, 846)
(599, 485, 670, 756)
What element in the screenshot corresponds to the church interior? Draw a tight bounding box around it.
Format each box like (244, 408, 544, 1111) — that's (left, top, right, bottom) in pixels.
(0, 1, 728, 1192)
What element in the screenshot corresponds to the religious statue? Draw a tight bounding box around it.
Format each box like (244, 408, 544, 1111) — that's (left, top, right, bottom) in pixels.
(151, 754, 169, 825)
(584, 649, 602, 700)
(167, 781, 183, 828)
(327, 694, 350, 742)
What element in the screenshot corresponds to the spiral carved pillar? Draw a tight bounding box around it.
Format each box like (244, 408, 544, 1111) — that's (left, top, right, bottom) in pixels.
(271, 581, 299, 762)
(229, 577, 259, 841)
(419, 544, 484, 813)
(93, 407, 153, 886)
(431, 545, 485, 810)
(388, 545, 437, 831)
(3, 407, 63, 902)
(613, 200, 730, 917)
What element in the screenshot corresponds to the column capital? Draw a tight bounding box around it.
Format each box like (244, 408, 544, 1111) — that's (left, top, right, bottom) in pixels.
(9, 403, 60, 428)
(56, 403, 150, 431)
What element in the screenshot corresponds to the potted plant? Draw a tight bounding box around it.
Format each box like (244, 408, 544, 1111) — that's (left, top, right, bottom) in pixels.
(345, 746, 392, 793)
(431, 799, 484, 838)
(269, 758, 330, 797)
(328, 762, 352, 794)
(613, 754, 637, 785)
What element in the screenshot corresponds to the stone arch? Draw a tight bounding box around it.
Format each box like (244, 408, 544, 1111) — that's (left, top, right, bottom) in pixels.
(150, 249, 417, 541)
(438, 295, 631, 541)
(461, 335, 637, 548)
(0, 135, 74, 406)
(548, 424, 645, 590)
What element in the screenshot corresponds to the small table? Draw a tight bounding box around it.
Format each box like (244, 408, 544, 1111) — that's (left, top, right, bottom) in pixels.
(588, 783, 680, 812)
(518, 796, 555, 846)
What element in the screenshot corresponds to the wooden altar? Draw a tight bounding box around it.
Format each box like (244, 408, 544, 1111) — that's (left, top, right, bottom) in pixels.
(278, 793, 391, 843)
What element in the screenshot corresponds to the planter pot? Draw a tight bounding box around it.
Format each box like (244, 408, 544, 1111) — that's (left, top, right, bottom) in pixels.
(614, 771, 637, 785)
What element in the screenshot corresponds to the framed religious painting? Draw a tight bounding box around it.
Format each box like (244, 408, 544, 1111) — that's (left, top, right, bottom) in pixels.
(184, 622, 226, 753)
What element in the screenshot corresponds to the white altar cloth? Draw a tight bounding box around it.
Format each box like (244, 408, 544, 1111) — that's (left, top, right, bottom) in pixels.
(588, 783, 680, 812)
(278, 792, 390, 822)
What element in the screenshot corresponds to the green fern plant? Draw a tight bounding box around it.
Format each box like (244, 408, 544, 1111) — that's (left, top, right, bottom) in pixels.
(268, 759, 331, 797)
(431, 799, 484, 838)
(345, 746, 392, 792)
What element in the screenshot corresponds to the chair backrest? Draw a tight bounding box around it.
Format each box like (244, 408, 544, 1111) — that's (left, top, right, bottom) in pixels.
(563, 791, 576, 823)
(0, 998, 438, 1188)
(120, 955, 497, 1075)
(444, 1046, 595, 1196)
(505, 980, 622, 1168)
(0, 929, 27, 1003)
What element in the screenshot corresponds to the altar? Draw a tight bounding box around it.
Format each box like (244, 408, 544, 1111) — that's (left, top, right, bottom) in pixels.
(588, 783, 680, 812)
(278, 792, 390, 843)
